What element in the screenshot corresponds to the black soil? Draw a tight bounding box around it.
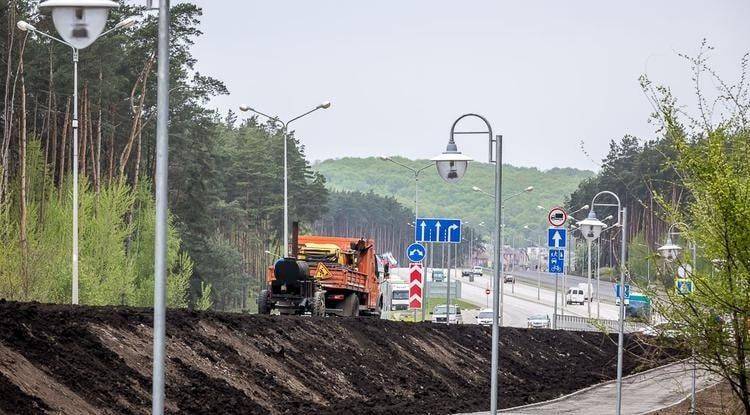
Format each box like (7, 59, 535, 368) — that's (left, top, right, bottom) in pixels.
(0, 300, 681, 414)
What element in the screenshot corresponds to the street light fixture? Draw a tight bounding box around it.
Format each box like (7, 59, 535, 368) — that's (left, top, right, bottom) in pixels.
(431, 113, 503, 414)
(19, 2, 132, 306)
(239, 101, 331, 257)
(581, 191, 628, 415)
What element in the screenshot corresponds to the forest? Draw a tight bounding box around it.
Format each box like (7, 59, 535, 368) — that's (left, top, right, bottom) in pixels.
(0, 1, 333, 311)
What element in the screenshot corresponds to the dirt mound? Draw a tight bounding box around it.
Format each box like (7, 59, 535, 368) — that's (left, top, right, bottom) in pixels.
(0, 300, 679, 414)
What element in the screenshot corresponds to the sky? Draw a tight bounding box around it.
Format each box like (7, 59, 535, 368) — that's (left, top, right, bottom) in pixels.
(186, 0, 749, 171)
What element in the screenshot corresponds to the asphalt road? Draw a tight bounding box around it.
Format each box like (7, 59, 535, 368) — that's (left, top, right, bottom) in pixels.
(460, 360, 720, 415)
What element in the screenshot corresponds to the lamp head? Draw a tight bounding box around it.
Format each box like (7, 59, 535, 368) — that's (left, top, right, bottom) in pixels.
(318, 101, 332, 109)
(239, 105, 251, 112)
(524, 186, 534, 192)
(431, 141, 472, 184)
(657, 238, 683, 262)
(39, 0, 119, 49)
(17, 21, 36, 32)
(536, 205, 545, 210)
(114, 16, 137, 29)
(471, 186, 481, 192)
(577, 210, 606, 242)
(379, 156, 390, 161)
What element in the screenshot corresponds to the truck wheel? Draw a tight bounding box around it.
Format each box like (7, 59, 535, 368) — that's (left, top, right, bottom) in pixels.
(257, 289, 271, 314)
(312, 291, 326, 317)
(343, 294, 360, 317)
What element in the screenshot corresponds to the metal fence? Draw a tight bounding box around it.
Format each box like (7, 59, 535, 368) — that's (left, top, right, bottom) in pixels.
(555, 314, 646, 333)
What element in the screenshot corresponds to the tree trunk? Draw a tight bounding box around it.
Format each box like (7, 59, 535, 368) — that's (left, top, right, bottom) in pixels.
(1, 3, 17, 207)
(96, 69, 103, 193)
(58, 98, 70, 196)
(19, 47, 29, 299)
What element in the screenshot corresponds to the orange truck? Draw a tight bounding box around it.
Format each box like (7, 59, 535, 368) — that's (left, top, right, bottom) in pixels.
(257, 235, 385, 317)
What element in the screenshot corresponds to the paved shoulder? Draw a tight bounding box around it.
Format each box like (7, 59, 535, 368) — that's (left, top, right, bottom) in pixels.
(460, 361, 720, 415)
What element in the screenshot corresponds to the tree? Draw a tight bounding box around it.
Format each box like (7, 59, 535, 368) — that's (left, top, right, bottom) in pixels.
(645, 48, 750, 413)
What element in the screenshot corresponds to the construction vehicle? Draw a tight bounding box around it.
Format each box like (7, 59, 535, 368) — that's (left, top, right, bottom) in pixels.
(257, 234, 384, 317)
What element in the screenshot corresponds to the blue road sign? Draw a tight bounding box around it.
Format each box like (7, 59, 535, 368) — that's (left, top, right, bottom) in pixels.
(415, 218, 462, 243)
(548, 249, 565, 274)
(676, 279, 694, 295)
(406, 242, 427, 262)
(614, 284, 631, 299)
(548, 228, 567, 249)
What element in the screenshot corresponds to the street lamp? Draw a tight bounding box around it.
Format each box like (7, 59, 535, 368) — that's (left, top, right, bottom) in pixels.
(18, 1, 133, 305)
(239, 101, 331, 257)
(656, 222, 697, 415)
(431, 113, 503, 414)
(580, 191, 628, 415)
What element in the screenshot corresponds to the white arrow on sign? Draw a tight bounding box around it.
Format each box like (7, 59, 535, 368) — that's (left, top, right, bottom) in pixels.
(435, 221, 442, 242)
(552, 231, 563, 248)
(420, 221, 427, 241)
(447, 223, 459, 242)
(409, 248, 424, 257)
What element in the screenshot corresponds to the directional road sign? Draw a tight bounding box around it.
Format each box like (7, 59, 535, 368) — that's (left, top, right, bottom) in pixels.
(548, 249, 565, 274)
(406, 242, 426, 263)
(614, 284, 631, 299)
(548, 228, 567, 249)
(676, 279, 694, 295)
(415, 218, 462, 243)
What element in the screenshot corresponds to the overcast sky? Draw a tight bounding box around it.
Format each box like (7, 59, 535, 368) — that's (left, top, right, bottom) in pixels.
(187, 0, 749, 171)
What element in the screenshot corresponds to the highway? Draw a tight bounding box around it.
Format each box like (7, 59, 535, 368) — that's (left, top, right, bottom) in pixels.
(460, 360, 720, 414)
(392, 267, 621, 327)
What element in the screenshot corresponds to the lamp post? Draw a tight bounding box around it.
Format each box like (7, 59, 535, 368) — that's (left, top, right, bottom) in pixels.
(431, 113, 502, 414)
(578, 191, 627, 415)
(472, 185, 533, 323)
(239, 101, 331, 257)
(523, 224, 544, 300)
(18, 1, 134, 305)
(657, 222, 697, 415)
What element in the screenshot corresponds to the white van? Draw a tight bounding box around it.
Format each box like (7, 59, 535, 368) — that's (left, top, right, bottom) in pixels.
(577, 282, 593, 301)
(566, 287, 585, 305)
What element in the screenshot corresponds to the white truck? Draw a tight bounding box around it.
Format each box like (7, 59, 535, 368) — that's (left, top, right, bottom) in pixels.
(388, 280, 410, 311)
(565, 287, 585, 305)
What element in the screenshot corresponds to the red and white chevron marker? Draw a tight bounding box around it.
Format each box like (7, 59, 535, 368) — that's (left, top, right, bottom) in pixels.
(409, 262, 423, 309)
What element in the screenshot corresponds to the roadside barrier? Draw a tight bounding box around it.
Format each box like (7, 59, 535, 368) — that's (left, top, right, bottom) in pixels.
(555, 314, 646, 333)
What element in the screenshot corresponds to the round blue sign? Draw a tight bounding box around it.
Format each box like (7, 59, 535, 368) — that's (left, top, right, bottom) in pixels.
(406, 242, 427, 263)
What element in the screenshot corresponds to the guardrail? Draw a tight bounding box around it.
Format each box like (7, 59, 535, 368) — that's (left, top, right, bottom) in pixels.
(555, 314, 646, 333)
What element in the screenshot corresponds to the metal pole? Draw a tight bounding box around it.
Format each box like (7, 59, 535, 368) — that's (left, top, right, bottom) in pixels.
(597, 240, 601, 319)
(691, 242, 697, 415)
(537, 236, 541, 300)
(72, 49, 79, 305)
(152, 1, 170, 413)
(587, 240, 592, 318)
(490, 134, 503, 414)
(446, 242, 451, 325)
(499, 221, 505, 325)
(615, 207, 627, 415)
(553, 271, 558, 329)
(283, 124, 289, 257)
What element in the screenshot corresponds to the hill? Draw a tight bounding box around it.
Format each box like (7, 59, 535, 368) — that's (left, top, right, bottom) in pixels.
(313, 157, 594, 243)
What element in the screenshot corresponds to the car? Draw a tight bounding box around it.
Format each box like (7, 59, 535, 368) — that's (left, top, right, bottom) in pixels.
(472, 266, 483, 276)
(504, 274, 515, 284)
(461, 269, 472, 277)
(475, 308, 495, 326)
(432, 269, 446, 282)
(431, 304, 463, 324)
(527, 313, 551, 329)
(565, 288, 585, 305)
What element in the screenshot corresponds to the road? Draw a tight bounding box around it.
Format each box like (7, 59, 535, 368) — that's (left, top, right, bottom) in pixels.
(457, 272, 620, 326)
(390, 267, 621, 327)
(461, 360, 720, 415)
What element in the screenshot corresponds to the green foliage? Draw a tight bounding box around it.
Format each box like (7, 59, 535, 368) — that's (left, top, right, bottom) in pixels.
(194, 281, 213, 311)
(0, 139, 191, 307)
(641, 49, 750, 411)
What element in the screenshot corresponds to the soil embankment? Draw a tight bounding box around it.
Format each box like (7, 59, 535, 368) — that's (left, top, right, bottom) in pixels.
(0, 300, 679, 414)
